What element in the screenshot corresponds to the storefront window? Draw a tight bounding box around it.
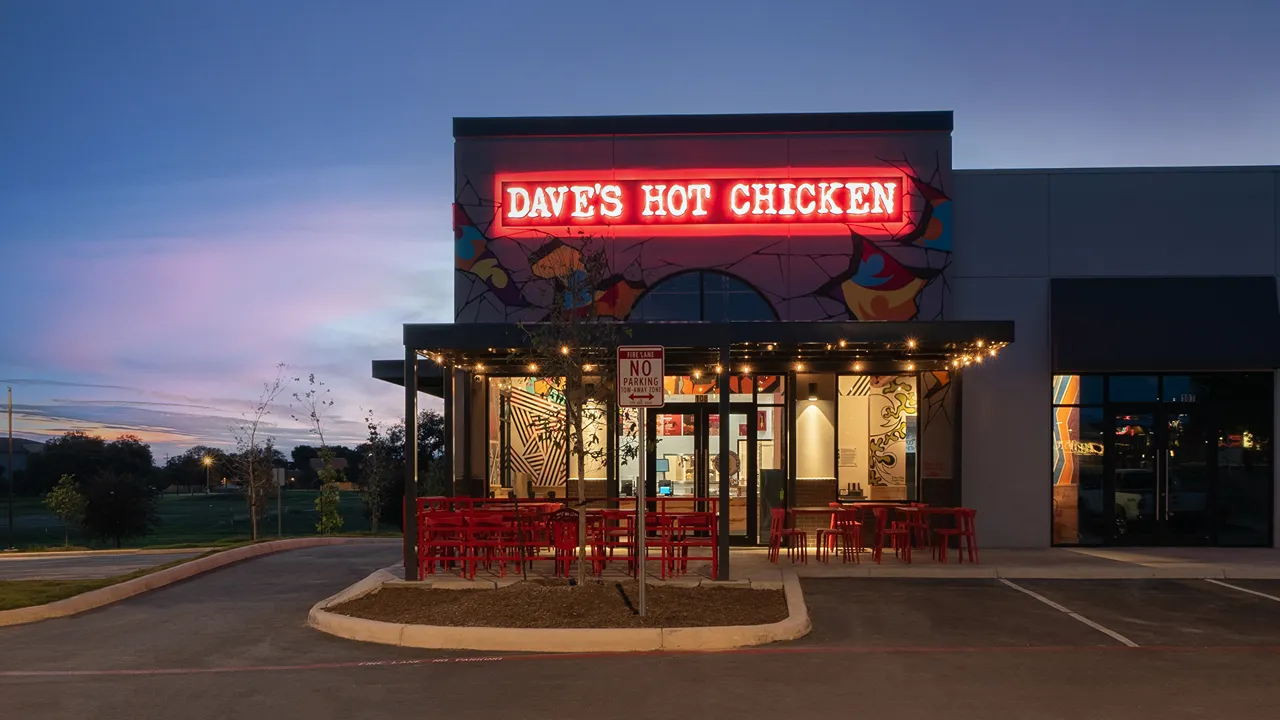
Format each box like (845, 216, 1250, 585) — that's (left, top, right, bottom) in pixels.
(1052, 403, 1106, 544)
(837, 374, 917, 502)
(1052, 374, 1103, 405)
(1206, 373, 1273, 546)
(1108, 375, 1158, 402)
(1050, 372, 1273, 546)
(487, 376, 568, 499)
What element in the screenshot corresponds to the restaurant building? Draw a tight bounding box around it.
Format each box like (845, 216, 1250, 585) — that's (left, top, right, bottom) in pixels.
(374, 111, 1280, 577)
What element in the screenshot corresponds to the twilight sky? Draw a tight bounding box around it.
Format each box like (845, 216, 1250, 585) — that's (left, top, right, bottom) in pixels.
(2, 0, 1277, 460)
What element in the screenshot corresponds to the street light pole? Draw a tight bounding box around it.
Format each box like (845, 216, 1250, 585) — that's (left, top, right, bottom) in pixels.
(7, 386, 14, 551)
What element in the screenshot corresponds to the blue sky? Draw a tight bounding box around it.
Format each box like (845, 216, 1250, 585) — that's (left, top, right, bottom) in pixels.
(2, 0, 1277, 459)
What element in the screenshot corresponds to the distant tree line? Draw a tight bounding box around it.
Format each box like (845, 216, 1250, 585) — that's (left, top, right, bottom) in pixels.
(8, 409, 448, 545)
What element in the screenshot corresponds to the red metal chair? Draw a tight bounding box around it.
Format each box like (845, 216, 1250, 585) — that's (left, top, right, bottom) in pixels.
(816, 508, 862, 563)
(460, 512, 512, 579)
(672, 512, 717, 577)
(871, 506, 911, 564)
(767, 508, 807, 564)
(933, 508, 979, 563)
(418, 512, 465, 576)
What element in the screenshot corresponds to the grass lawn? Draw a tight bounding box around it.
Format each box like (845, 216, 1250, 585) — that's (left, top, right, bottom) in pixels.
(6, 490, 397, 550)
(0, 547, 242, 611)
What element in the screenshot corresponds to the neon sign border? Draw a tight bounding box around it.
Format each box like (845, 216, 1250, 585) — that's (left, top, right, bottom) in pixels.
(491, 167, 916, 238)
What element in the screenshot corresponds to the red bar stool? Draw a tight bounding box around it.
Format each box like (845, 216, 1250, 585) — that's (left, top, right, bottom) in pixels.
(768, 508, 807, 564)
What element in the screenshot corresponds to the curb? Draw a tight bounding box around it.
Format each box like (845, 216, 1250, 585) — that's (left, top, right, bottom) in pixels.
(0, 537, 393, 627)
(789, 565, 1280, 580)
(308, 570, 811, 653)
(0, 548, 218, 561)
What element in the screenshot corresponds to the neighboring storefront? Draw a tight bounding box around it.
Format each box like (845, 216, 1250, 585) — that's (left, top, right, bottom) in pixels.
(374, 111, 1280, 556)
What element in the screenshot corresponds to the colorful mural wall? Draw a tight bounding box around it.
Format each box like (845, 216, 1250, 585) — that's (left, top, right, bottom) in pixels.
(453, 129, 953, 324)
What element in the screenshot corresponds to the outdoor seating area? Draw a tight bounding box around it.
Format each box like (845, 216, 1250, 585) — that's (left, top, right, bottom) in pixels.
(415, 496, 720, 581)
(771, 503, 979, 565)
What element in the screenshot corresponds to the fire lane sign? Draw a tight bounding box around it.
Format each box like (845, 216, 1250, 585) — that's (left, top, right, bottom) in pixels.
(617, 345, 665, 409)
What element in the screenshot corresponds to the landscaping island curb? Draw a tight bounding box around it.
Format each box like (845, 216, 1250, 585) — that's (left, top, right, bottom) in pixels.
(307, 570, 811, 653)
(0, 537, 392, 627)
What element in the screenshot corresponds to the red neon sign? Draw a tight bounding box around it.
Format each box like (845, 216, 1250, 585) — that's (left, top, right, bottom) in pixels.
(499, 176, 905, 228)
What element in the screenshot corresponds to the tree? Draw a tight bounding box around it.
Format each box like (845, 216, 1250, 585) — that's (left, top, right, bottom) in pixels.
(25, 432, 160, 496)
(81, 471, 159, 548)
(363, 409, 445, 530)
(358, 410, 394, 533)
(518, 234, 633, 584)
(44, 474, 86, 546)
(26, 432, 106, 496)
(231, 363, 293, 541)
(290, 445, 321, 487)
(292, 373, 344, 535)
(105, 435, 157, 489)
(160, 445, 229, 493)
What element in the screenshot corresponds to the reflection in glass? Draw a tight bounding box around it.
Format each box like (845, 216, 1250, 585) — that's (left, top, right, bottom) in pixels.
(1053, 406, 1106, 544)
(1052, 374, 1103, 405)
(1111, 412, 1157, 539)
(1108, 375, 1158, 402)
(1211, 373, 1273, 546)
(1166, 409, 1211, 542)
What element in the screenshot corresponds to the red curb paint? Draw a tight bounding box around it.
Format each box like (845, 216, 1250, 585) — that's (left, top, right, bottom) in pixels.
(4, 644, 1279, 679)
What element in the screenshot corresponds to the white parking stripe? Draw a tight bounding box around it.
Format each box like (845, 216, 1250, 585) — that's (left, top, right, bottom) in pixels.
(998, 579, 1140, 648)
(1205, 579, 1280, 602)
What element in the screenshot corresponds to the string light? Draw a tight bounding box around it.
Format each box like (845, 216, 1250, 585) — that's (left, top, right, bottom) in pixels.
(976, 339, 984, 348)
(475, 363, 485, 372)
(825, 343, 832, 350)
(974, 354, 984, 364)
(906, 338, 917, 349)
(795, 362, 805, 371)
(838, 340, 847, 348)
(528, 363, 538, 372)
(853, 362, 862, 372)
(434, 354, 443, 364)
(741, 365, 751, 374)
(906, 362, 915, 371)
(766, 344, 774, 351)
(583, 364, 595, 371)
(989, 348, 998, 357)
(693, 370, 702, 379)
(714, 364, 723, 373)
(560, 345, 570, 355)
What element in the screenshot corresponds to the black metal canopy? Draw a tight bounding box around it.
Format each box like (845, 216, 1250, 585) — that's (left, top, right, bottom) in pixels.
(374, 320, 1013, 394)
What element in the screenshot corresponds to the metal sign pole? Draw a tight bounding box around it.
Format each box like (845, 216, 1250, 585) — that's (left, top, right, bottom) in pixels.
(636, 406, 646, 617)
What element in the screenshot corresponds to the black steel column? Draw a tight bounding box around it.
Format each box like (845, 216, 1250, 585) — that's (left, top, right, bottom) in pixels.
(717, 345, 731, 580)
(403, 348, 419, 581)
(462, 371, 473, 496)
(442, 366, 454, 497)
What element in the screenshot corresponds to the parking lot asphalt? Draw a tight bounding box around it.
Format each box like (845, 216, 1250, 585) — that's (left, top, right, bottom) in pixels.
(5, 557, 1280, 720)
(1015, 578, 1280, 647)
(0, 551, 204, 580)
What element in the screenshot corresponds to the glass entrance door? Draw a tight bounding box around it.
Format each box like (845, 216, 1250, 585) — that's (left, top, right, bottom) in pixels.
(649, 403, 757, 542)
(1107, 406, 1211, 544)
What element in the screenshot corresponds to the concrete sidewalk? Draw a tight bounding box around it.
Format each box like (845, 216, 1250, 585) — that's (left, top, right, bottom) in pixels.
(401, 546, 1280, 588)
(731, 546, 1280, 583)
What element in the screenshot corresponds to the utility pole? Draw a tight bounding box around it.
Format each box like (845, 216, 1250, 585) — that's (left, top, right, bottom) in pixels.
(7, 386, 14, 550)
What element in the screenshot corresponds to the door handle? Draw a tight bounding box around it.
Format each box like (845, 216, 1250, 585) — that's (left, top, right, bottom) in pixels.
(1163, 449, 1171, 520)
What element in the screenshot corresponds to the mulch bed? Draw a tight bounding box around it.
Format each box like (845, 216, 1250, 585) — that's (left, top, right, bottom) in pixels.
(329, 580, 788, 628)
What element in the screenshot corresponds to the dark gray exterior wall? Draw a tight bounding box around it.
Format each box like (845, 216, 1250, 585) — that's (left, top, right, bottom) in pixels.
(951, 166, 1280, 547)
